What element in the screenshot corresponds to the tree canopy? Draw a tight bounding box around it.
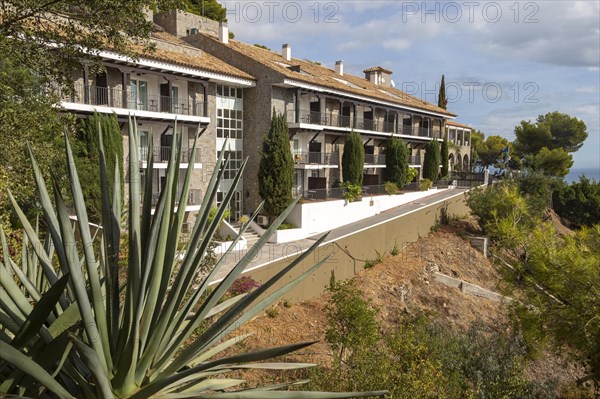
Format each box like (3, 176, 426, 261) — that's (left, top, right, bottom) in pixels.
(342, 130, 365, 186)
(514, 112, 588, 154)
(183, 0, 227, 21)
(438, 74, 447, 110)
(474, 134, 512, 167)
(440, 137, 449, 178)
(258, 110, 294, 218)
(422, 140, 441, 181)
(384, 137, 409, 188)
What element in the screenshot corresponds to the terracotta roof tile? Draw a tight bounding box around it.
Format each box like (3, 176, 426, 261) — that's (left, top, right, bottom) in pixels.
(203, 35, 455, 117)
(363, 66, 393, 74)
(446, 120, 472, 129)
(144, 32, 254, 80)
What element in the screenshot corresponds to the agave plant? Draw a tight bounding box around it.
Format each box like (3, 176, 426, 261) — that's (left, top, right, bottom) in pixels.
(0, 119, 387, 398)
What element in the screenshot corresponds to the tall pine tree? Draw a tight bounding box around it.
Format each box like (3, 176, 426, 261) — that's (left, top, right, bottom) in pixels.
(342, 130, 364, 186)
(384, 137, 409, 188)
(258, 110, 294, 218)
(438, 74, 448, 110)
(422, 139, 441, 181)
(440, 136, 449, 178)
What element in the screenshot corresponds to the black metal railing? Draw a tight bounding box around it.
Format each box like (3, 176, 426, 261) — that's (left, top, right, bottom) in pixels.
(293, 152, 339, 165)
(288, 109, 444, 139)
(293, 184, 416, 201)
(61, 83, 205, 117)
(148, 188, 201, 206)
(364, 154, 386, 164)
(140, 146, 202, 164)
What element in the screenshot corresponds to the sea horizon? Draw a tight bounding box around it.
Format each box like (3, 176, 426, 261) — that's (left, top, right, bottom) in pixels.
(565, 167, 600, 184)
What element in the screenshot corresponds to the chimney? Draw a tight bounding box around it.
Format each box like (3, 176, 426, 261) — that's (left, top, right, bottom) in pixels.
(219, 22, 229, 44)
(363, 66, 393, 87)
(335, 60, 344, 76)
(282, 43, 291, 61)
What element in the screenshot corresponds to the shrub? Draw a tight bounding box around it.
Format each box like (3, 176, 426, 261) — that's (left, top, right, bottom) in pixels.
(277, 222, 296, 230)
(384, 137, 409, 187)
(422, 139, 441, 181)
(419, 178, 432, 191)
(552, 176, 600, 227)
(384, 181, 399, 195)
(341, 181, 362, 202)
(258, 109, 294, 218)
(228, 275, 262, 296)
(342, 130, 364, 186)
(407, 167, 418, 183)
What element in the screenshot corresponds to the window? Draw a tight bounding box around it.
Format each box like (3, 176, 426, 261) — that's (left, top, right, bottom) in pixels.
(216, 85, 243, 139)
(130, 79, 148, 110)
(217, 150, 243, 180)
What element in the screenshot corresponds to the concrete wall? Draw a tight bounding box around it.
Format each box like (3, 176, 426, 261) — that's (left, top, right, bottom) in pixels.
(238, 190, 470, 304)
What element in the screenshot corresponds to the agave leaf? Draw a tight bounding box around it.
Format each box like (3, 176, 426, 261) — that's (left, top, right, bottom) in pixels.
(218, 363, 317, 370)
(0, 262, 33, 319)
(5, 250, 41, 304)
(0, 341, 77, 399)
(132, 341, 317, 399)
(48, 301, 81, 338)
(51, 178, 108, 375)
(11, 274, 69, 350)
(6, 190, 61, 293)
(159, 379, 247, 398)
(70, 334, 114, 399)
(0, 310, 20, 336)
(191, 391, 388, 398)
(98, 124, 121, 350)
(239, 379, 310, 391)
(187, 333, 254, 368)
(63, 132, 110, 368)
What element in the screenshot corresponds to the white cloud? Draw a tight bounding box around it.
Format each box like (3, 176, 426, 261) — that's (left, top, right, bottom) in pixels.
(382, 38, 411, 50)
(576, 86, 600, 94)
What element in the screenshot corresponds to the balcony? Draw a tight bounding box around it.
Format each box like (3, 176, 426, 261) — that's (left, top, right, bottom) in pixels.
(148, 188, 201, 206)
(140, 146, 202, 164)
(60, 83, 206, 117)
(293, 152, 339, 166)
(364, 154, 386, 165)
(288, 109, 443, 140)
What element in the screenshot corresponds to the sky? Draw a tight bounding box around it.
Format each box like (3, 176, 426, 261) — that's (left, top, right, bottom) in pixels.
(219, 0, 600, 170)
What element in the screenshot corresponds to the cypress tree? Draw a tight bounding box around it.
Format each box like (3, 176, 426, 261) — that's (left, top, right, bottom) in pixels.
(342, 130, 364, 186)
(74, 113, 123, 222)
(438, 74, 448, 110)
(440, 136, 449, 178)
(384, 137, 409, 188)
(422, 139, 441, 182)
(258, 109, 294, 218)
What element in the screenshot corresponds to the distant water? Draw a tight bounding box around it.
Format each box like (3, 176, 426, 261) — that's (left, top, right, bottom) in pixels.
(565, 167, 600, 184)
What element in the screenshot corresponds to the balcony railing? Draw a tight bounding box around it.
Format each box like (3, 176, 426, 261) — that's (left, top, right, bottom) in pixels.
(293, 152, 339, 165)
(140, 146, 202, 163)
(288, 109, 444, 139)
(61, 83, 205, 117)
(364, 154, 386, 165)
(293, 184, 396, 201)
(148, 188, 201, 206)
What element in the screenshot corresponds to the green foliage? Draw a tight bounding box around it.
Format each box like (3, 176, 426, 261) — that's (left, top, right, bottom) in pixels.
(253, 43, 271, 50)
(340, 182, 362, 202)
(438, 74, 448, 109)
(364, 250, 384, 269)
(553, 176, 600, 227)
(514, 112, 588, 154)
(530, 147, 573, 177)
(384, 137, 409, 187)
(440, 137, 449, 178)
(514, 172, 559, 216)
(277, 222, 296, 230)
(407, 167, 418, 183)
(384, 181, 399, 195)
(324, 281, 379, 361)
(258, 110, 294, 218)
(419, 178, 432, 191)
(342, 130, 365, 186)
(207, 206, 231, 228)
(0, 55, 68, 228)
(183, 0, 227, 21)
(0, 120, 386, 398)
(472, 133, 511, 167)
(73, 113, 124, 222)
(422, 140, 441, 181)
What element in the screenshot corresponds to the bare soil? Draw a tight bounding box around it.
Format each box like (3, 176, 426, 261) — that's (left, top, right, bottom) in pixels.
(222, 217, 588, 392)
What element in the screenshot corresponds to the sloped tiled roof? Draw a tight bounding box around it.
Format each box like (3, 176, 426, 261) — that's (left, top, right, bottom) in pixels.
(202, 34, 455, 117)
(446, 120, 472, 129)
(138, 32, 254, 80)
(363, 66, 393, 74)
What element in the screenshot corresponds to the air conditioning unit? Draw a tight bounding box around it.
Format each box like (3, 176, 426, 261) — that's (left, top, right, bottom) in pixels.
(256, 215, 269, 226)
